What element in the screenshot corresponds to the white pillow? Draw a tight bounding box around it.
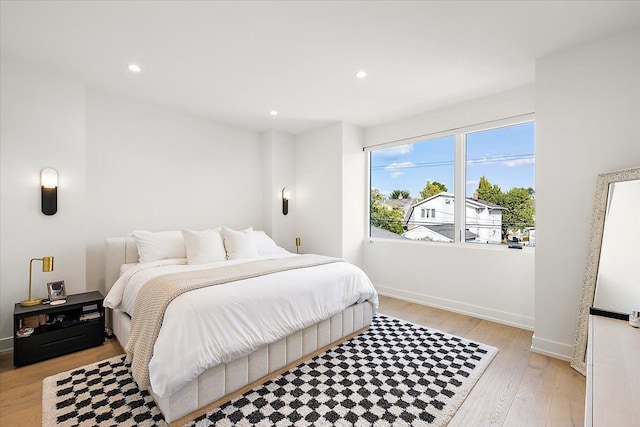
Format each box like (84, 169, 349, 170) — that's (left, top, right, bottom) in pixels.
(182, 229, 226, 264)
(223, 226, 258, 260)
(253, 230, 288, 256)
(130, 230, 186, 264)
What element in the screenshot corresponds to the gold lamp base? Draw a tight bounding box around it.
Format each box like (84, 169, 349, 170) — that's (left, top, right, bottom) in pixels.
(20, 298, 43, 307)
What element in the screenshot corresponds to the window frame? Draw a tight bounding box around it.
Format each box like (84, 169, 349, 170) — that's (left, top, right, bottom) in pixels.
(365, 114, 535, 249)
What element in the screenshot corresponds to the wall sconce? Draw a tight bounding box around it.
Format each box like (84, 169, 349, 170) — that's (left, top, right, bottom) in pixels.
(282, 188, 290, 215)
(21, 256, 54, 306)
(41, 168, 58, 216)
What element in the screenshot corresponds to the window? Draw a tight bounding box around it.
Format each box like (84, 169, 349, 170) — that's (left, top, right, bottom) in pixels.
(369, 135, 455, 242)
(367, 117, 535, 247)
(465, 122, 535, 245)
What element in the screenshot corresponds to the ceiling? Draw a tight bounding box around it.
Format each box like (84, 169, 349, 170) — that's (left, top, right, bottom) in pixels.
(2, 1, 639, 135)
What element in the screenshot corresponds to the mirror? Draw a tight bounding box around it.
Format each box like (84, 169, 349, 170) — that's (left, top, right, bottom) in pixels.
(593, 180, 640, 313)
(571, 166, 640, 375)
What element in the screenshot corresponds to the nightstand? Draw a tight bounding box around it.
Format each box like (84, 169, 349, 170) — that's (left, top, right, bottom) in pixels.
(13, 291, 105, 366)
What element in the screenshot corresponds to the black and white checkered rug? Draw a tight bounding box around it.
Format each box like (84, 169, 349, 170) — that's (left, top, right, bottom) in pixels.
(43, 315, 497, 427)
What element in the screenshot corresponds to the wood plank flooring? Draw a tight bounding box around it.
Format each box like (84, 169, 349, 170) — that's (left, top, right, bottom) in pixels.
(0, 295, 585, 426)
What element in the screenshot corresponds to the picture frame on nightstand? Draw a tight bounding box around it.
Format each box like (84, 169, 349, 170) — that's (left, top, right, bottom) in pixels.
(47, 280, 66, 304)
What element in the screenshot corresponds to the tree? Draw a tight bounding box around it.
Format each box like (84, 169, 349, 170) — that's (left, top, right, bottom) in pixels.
(419, 181, 447, 200)
(474, 177, 535, 242)
(389, 189, 410, 199)
(502, 187, 535, 231)
(370, 189, 405, 234)
(476, 176, 503, 205)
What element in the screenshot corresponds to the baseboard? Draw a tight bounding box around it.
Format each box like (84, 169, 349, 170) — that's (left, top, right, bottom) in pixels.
(0, 336, 14, 355)
(376, 285, 534, 331)
(530, 334, 572, 361)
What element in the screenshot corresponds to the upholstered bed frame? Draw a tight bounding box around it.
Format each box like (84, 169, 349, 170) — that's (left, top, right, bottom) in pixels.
(104, 237, 375, 423)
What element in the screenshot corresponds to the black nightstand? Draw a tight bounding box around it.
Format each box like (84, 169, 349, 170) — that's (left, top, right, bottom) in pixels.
(13, 291, 105, 366)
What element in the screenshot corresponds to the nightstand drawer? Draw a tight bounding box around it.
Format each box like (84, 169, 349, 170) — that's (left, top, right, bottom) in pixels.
(14, 320, 104, 366)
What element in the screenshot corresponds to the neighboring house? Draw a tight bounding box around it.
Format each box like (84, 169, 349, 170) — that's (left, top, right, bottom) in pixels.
(370, 225, 407, 240)
(526, 227, 536, 247)
(403, 224, 477, 243)
(383, 197, 417, 219)
(404, 192, 505, 243)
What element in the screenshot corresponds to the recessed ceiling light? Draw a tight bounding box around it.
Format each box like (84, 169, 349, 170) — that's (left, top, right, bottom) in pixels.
(270, 110, 278, 116)
(128, 64, 141, 73)
(355, 70, 367, 79)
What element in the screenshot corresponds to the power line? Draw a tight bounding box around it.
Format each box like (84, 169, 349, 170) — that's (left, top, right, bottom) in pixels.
(371, 153, 534, 171)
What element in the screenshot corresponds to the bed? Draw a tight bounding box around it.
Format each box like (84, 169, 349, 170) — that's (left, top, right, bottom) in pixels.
(103, 229, 377, 423)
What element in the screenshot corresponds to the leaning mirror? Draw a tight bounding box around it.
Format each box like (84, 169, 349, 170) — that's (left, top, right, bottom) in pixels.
(571, 166, 640, 375)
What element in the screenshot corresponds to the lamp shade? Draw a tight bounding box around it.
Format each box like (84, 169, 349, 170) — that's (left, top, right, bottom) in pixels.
(41, 168, 58, 188)
(42, 256, 54, 272)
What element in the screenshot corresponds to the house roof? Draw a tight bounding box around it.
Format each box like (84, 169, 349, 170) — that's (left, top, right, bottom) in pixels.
(370, 225, 406, 240)
(415, 224, 477, 241)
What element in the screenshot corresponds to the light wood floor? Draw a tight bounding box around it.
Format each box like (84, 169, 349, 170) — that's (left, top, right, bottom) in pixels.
(0, 295, 585, 426)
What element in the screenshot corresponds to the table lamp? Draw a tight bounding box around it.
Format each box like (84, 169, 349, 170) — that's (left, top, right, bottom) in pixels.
(21, 256, 54, 307)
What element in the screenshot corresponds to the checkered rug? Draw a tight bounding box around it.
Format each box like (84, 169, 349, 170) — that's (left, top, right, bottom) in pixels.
(43, 315, 497, 427)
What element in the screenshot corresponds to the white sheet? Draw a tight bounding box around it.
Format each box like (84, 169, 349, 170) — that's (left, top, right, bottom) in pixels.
(104, 253, 378, 397)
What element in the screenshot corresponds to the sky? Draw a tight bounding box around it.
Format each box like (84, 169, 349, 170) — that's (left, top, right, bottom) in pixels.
(370, 121, 535, 199)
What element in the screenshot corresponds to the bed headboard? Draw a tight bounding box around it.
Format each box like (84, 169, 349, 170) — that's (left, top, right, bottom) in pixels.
(105, 237, 138, 294)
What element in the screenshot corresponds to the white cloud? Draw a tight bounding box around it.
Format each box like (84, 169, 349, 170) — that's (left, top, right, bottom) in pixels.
(376, 144, 414, 157)
(504, 157, 535, 167)
(384, 161, 415, 178)
(466, 180, 479, 186)
(385, 161, 415, 170)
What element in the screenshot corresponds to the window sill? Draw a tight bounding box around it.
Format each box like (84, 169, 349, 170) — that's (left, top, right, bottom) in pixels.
(366, 237, 535, 253)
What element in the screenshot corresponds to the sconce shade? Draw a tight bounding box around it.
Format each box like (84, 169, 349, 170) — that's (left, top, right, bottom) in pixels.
(41, 168, 58, 215)
(21, 256, 55, 306)
(41, 168, 58, 188)
(282, 188, 290, 215)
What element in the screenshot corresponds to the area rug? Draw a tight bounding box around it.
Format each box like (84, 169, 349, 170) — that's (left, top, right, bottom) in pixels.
(43, 315, 497, 427)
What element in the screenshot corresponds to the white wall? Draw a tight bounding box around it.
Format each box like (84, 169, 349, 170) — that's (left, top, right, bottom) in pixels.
(341, 124, 365, 267)
(0, 57, 87, 351)
(295, 123, 343, 257)
(0, 59, 265, 352)
(85, 90, 264, 293)
(261, 131, 297, 252)
(362, 86, 536, 330)
(534, 29, 640, 359)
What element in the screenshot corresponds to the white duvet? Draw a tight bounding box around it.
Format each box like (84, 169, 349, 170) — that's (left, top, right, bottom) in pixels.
(104, 253, 378, 397)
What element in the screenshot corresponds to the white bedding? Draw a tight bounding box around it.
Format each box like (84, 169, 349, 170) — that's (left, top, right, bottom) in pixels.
(104, 253, 378, 397)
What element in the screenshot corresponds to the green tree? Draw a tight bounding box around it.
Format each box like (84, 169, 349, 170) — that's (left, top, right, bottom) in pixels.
(419, 181, 447, 200)
(502, 187, 535, 231)
(389, 189, 410, 199)
(476, 176, 503, 205)
(370, 189, 405, 234)
(474, 177, 535, 242)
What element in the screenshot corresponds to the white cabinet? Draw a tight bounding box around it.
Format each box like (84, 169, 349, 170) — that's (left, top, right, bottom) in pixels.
(585, 315, 640, 426)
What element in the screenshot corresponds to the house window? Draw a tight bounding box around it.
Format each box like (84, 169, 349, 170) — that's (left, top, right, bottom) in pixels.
(465, 121, 535, 245)
(367, 116, 534, 247)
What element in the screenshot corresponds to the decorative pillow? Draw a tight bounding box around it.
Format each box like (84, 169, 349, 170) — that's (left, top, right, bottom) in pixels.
(222, 226, 258, 260)
(182, 229, 226, 264)
(130, 230, 186, 264)
(253, 230, 288, 256)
